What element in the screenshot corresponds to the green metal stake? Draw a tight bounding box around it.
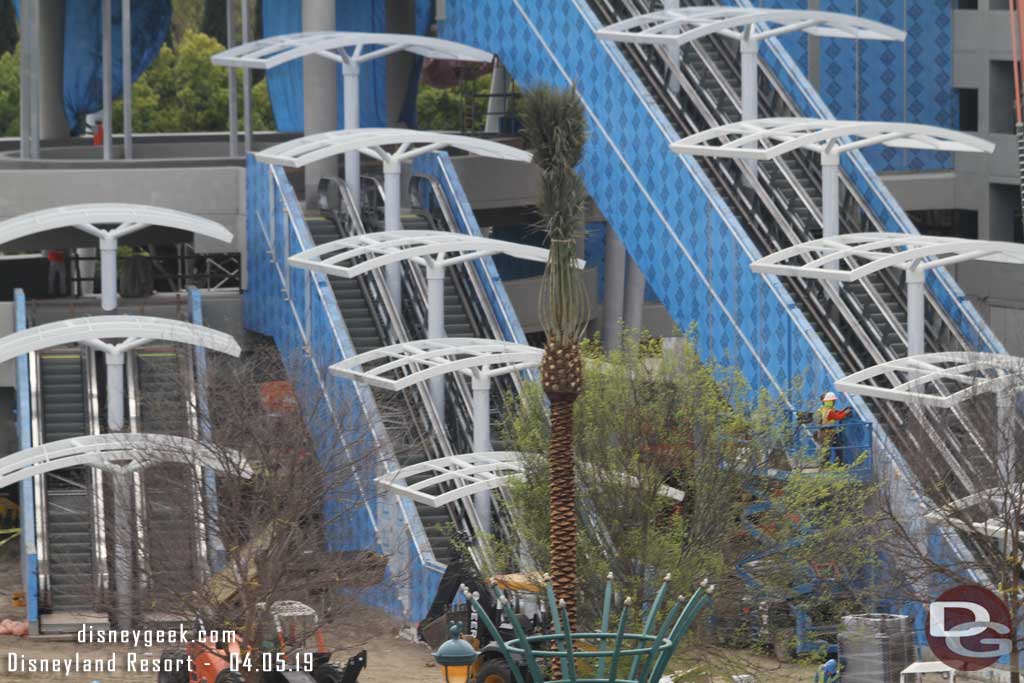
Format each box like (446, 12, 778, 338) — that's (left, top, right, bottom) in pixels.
(629, 573, 671, 681)
(596, 572, 614, 678)
(499, 593, 546, 683)
(557, 599, 579, 683)
(463, 589, 527, 683)
(544, 574, 568, 673)
(607, 598, 632, 683)
(637, 595, 686, 683)
(649, 583, 715, 683)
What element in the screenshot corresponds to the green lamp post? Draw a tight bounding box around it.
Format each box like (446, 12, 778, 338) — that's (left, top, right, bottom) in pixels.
(433, 622, 480, 683)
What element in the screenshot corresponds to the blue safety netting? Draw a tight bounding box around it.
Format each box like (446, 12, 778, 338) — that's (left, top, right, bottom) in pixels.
(14, 0, 172, 135)
(262, 0, 434, 132)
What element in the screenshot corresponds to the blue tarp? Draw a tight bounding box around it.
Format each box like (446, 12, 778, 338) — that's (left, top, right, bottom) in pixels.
(15, 0, 172, 135)
(263, 0, 386, 133)
(262, 0, 434, 132)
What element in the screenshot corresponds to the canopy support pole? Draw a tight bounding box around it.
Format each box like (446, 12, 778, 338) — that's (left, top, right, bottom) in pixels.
(997, 392, 1016, 487)
(484, 62, 506, 134)
(822, 152, 840, 238)
(227, 0, 238, 157)
(100, 236, 119, 311)
(906, 268, 925, 356)
(427, 264, 446, 423)
(343, 62, 362, 211)
(383, 159, 403, 307)
(102, 0, 113, 161)
(122, 0, 132, 159)
(241, 0, 252, 154)
(624, 255, 645, 332)
(28, 0, 41, 159)
(740, 38, 758, 180)
(472, 372, 493, 534)
(105, 349, 132, 628)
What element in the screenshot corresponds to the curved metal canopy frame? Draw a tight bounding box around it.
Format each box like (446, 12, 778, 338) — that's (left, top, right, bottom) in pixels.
(670, 118, 994, 160)
(924, 484, 1024, 543)
(330, 338, 543, 390)
(834, 352, 1024, 408)
(0, 203, 234, 246)
(750, 232, 1024, 283)
(211, 31, 492, 70)
(596, 7, 906, 46)
(0, 315, 242, 363)
(255, 128, 533, 168)
(0, 434, 251, 489)
(288, 229, 565, 278)
(377, 452, 687, 508)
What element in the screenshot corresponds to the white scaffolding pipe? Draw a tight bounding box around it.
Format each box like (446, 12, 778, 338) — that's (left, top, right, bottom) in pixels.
(102, 0, 113, 161)
(121, 0, 132, 159)
(343, 62, 362, 209)
(383, 159, 403, 306)
(484, 62, 506, 135)
(740, 37, 758, 122)
(227, 0, 238, 157)
(241, 0, 252, 154)
(99, 236, 118, 311)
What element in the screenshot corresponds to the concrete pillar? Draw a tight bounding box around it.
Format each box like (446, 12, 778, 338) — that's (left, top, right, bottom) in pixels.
(602, 227, 626, 351)
(427, 264, 445, 423)
(906, 268, 925, 356)
(624, 255, 645, 333)
(121, 0, 132, 159)
(383, 159, 403, 305)
(112, 470, 132, 628)
(28, 0, 40, 158)
(821, 153, 840, 239)
(740, 38, 758, 121)
(997, 392, 1015, 486)
(102, 0, 113, 160)
(303, 0, 339, 207)
(38, 0, 65, 140)
(105, 350, 125, 432)
(100, 237, 118, 311)
(472, 373, 492, 534)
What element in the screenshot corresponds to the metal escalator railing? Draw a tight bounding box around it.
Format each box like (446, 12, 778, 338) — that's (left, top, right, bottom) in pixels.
(318, 177, 492, 564)
(587, 0, 996, 498)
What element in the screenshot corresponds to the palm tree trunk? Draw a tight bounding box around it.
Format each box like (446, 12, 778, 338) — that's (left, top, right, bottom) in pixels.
(543, 339, 582, 626)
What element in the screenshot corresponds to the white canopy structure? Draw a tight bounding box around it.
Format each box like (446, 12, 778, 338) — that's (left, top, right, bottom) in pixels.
(259, 128, 532, 303)
(923, 485, 1024, 547)
(0, 204, 234, 310)
(0, 433, 250, 489)
(333, 338, 543, 532)
(750, 232, 1024, 354)
(289, 230, 560, 389)
(671, 119, 994, 239)
(377, 452, 686, 509)
(213, 32, 492, 189)
(0, 315, 241, 432)
(597, 9, 904, 121)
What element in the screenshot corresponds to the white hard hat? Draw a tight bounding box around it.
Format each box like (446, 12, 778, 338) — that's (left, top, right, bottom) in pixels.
(822, 391, 838, 402)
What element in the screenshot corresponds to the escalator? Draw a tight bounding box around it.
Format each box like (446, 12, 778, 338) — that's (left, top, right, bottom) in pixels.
(586, 0, 997, 499)
(133, 346, 200, 610)
(35, 350, 100, 615)
(307, 204, 460, 565)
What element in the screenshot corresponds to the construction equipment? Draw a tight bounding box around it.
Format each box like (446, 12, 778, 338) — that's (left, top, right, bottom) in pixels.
(157, 601, 367, 683)
(420, 562, 548, 683)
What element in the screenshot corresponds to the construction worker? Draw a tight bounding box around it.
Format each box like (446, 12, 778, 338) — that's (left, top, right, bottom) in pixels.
(815, 391, 852, 465)
(815, 657, 839, 683)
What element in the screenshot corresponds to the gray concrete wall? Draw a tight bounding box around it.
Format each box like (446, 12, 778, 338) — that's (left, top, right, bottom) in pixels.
(449, 155, 539, 209)
(0, 165, 246, 252)
(0, 302, 15, 389)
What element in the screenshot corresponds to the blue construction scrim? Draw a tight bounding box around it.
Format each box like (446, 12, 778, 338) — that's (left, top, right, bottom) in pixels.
(244, 156, 443, 621)
(726, 0, 956, 172)
(15, 0, 172, 134)
(13, 289, 38, 630)
(397, 0, 437, 129)
(263, 0, 395, 132)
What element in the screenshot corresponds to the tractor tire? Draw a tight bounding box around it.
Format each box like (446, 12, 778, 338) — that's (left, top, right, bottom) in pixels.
(313, 662, 348, 683)
(215, 670, 245, 683)
(157, 649, 188, 683)
(477, 659, 513, 683)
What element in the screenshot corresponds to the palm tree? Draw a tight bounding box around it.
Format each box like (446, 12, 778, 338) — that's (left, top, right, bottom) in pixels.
(520, 84, 590, 624)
